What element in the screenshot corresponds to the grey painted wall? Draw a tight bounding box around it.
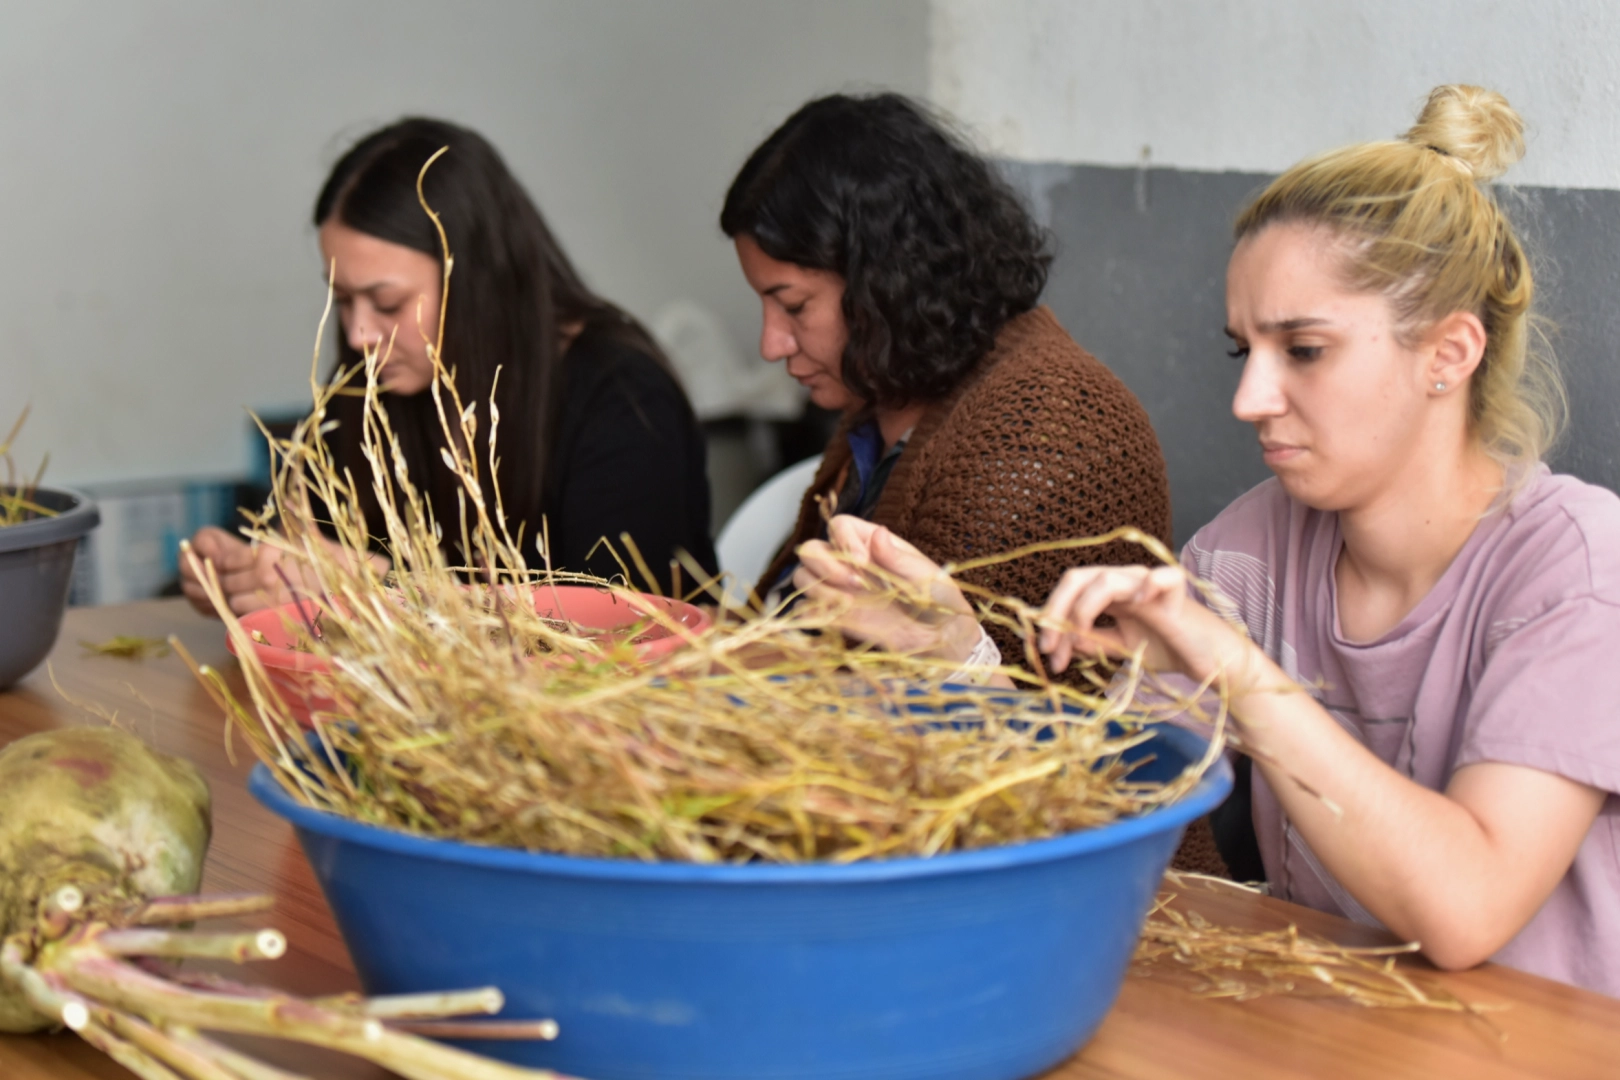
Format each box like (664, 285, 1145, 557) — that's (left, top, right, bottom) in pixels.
(1008, 162, 1620, 546)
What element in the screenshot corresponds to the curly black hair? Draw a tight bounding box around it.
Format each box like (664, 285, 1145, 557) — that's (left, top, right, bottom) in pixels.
(721, 93, 1052, 407)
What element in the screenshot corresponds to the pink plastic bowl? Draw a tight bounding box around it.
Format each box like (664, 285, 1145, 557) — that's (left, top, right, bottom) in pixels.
(227, 586, 712, 728)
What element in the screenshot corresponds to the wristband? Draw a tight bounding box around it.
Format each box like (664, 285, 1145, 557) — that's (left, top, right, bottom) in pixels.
(943, 625, 1002, 685)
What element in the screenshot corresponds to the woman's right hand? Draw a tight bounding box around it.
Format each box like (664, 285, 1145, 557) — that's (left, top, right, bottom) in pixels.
(1036, 564, 1254, 687)
(179, 526, 291, 618)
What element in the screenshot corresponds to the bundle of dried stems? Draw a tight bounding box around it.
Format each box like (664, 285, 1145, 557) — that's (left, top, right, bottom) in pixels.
(6, 884, 575, 1080)
(1132, 872, 1494, 1025)
(0, 406, 54, 527)
(176, 151, 1223, 866)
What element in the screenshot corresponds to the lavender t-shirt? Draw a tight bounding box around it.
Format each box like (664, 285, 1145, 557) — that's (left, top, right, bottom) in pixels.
(1183, 467, 1620, 996)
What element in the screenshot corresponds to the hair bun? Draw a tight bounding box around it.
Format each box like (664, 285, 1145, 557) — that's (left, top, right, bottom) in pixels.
(1403, 84, 1525, 182)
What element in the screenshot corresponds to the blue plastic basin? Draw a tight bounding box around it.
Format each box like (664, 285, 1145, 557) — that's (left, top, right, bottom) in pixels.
(252, 720, 1230, 1080)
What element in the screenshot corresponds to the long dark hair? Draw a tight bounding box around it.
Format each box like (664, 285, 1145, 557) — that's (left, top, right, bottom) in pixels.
(720, 93, 1051, 407)
(315, 117, 669, 548)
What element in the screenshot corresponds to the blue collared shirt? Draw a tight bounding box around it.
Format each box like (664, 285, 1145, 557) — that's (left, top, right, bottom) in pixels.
(767, 418, 910, 604)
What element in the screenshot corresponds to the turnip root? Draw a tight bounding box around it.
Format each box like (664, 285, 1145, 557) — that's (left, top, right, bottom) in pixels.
(0, 726, 209, 1032)
(0, 727, 576, 1080)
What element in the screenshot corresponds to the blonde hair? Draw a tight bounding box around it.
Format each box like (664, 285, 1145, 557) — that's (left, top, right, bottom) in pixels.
(1235, 84, 1566, 470)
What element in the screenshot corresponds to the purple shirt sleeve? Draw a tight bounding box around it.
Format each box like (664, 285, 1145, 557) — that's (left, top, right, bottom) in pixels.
(1456, 592, 1620, 795)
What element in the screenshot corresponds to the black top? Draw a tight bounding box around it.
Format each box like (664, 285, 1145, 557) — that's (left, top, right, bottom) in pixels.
(541, 326, 717, 594)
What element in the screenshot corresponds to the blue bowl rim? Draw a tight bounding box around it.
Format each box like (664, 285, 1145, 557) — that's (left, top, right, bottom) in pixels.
(250, 722, 1232, 885)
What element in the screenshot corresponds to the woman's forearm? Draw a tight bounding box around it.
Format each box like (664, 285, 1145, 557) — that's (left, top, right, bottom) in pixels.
(1236, 670, 1496, 960)
(1228, 651, 1598, 967)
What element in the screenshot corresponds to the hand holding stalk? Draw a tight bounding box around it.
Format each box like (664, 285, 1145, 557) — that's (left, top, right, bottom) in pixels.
(793, 515, 983, 663)
(1036, 562, 1262, 687)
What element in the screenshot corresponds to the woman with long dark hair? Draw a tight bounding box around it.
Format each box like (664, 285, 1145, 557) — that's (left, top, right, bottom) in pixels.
(723, 93, 1171, 670)
(182, 118, 716, 613)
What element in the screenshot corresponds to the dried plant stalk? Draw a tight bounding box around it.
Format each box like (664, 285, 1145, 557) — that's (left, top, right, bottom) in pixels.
(1132, 872, 1498, 1028)
(81, 636, 173, 660)
(4, 888, 575, 1080)
(127, 895, 275, 927)
(0, 405, 55, 527)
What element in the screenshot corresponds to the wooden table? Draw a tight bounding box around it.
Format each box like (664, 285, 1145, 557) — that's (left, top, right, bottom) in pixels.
(2, 600, 1616, 1079)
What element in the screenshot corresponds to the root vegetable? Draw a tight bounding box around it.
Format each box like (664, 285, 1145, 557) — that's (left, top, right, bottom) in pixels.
(0, 727, 209, 1032)
(0, 727, 576, 1079)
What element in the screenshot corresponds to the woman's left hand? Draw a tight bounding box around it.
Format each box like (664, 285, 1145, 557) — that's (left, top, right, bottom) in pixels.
(792, 516, 982, 662)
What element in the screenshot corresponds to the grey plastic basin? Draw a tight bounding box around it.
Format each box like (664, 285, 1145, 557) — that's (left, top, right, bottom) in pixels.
(0, 487, 100, 689)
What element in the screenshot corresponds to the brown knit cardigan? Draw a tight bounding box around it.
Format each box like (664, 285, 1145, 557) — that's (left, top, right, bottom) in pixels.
(759, 305, 1173, 664)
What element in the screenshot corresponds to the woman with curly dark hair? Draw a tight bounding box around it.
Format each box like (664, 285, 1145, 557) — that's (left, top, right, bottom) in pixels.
(723, 92, 1172, 671)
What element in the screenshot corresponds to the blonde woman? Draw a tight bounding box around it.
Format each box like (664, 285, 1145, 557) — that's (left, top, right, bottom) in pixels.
(797, 85, 1620, 995)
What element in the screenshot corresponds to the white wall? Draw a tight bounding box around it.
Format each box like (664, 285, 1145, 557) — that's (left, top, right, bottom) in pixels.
(931, 0, 1620, 188)
(0, 0, 927, 488)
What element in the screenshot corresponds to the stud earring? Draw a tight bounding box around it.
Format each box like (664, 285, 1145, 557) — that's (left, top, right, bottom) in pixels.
(1434, 381, 1447, 391)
